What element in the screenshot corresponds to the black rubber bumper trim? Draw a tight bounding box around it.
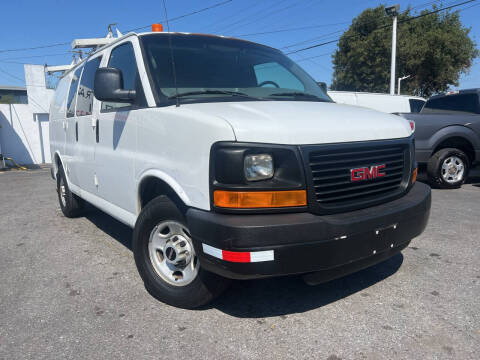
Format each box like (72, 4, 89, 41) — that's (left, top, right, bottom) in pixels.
(186, 182, 431, 280)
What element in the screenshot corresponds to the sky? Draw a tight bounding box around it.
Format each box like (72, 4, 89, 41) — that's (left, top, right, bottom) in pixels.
(0, 0, 478, 92)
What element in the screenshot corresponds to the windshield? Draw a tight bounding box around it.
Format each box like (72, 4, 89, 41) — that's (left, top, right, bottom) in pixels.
(140, 34, 331, 105)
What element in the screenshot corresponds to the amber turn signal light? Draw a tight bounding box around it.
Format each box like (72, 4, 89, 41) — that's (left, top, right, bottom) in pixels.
(411, 167, 418, 184)
(214, 190, 307, 208)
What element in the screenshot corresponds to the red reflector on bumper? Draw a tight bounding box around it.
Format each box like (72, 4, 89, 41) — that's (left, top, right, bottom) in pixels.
(202, 244, 274, 263)
(222, 250, 251, 263)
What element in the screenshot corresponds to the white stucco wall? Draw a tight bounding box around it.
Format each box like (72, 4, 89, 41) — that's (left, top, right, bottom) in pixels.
(0, 65, 54, 165)
(0, 104, 50, 164)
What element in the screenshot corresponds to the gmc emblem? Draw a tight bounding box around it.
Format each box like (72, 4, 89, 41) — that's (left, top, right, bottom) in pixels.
(351, 164, 386, 182)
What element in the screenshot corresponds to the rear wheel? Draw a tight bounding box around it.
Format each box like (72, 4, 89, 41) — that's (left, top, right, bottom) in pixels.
(133, 196, 230, 309)
(427, 148, 469, 189)
(56, 164, 84, 217)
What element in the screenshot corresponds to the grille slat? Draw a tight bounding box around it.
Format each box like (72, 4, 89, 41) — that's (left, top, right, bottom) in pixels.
(309, 146, 403, 161)
(309, 152, 403, 167)
(317, 184, 401, 203)
(304, 141, 409, 212)
(315, 177, 402, 197)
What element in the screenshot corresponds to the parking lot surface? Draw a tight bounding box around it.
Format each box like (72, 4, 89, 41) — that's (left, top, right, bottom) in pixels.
(0, 168, 479, 359)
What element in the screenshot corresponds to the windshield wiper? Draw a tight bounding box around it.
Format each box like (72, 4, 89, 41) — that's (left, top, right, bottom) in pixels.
(268, 92, 330, 101)
(168, 90, 256, 99)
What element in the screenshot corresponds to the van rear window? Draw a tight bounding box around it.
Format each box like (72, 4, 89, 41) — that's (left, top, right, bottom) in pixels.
(422, 93, 479, 114)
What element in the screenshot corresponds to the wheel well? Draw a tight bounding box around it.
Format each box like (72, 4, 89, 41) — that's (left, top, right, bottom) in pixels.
(138, 177, 187, 214)
(433, 137, 475, 163)
(54, 153, 62, 174)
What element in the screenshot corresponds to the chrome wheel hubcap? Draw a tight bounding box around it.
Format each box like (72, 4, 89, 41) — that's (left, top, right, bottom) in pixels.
(441, 156, 464, 183)
(148, 221, 199, 286)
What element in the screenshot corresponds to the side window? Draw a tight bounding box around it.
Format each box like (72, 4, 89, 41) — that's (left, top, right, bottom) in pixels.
(66, 66, 84, 118)
(409, 99, 425, 113)
(76, 57, 102, 116)
(102, 42, 138, 111)
(254, 62, 304, 91)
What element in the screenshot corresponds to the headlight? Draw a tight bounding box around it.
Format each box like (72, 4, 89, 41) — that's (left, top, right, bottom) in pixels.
(210, 142, 306, 212)
(244, 154, 274, 181)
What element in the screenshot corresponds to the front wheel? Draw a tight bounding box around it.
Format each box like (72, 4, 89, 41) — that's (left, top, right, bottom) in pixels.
(56, 164, 84, 217)
(133, 196, 230, 309)
(427, 148, 469, 189)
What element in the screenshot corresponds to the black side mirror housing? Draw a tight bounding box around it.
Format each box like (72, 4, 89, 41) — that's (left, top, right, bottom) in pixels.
(94, 67, 136, 103)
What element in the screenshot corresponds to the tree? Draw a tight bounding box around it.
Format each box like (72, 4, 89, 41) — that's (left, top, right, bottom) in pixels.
(330, 5, 478, 97)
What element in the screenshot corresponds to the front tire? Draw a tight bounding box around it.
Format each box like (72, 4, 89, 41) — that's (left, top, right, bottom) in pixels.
(133, 196, 230, 309)
(427, 148, 469, 189)
(56, 164, 84, 217)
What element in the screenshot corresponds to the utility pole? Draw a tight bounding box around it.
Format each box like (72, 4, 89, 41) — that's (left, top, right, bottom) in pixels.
(397, 75, 410, 95)
(386, 4, 400, 95)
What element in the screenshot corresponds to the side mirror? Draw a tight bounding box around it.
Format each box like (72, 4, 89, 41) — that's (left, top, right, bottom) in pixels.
(317, 82, 328, 93)
(94, 67, 136, 103)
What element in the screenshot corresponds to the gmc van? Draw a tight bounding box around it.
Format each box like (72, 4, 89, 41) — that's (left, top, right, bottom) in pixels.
(49, 31, 431, 309)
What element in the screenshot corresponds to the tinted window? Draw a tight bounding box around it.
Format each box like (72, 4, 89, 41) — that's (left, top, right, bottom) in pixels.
(409, 99, 425, 113)
(140, 34, 330, 104)
(76, 57, 101, 116)
(423, 93, 479, 114)
(66, 66, 84, 118)
(102, 42, 138, 111)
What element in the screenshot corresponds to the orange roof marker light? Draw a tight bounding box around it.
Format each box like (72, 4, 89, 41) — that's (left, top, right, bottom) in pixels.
(152, 23, 164, 32)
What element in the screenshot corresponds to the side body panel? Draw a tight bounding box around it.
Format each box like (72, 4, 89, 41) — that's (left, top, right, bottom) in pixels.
(135, 106, 235, 213)
(64, 67, 83, 186)
(401, 112, 480, 162)
(49, 75, 71, 170)
(74, 54, 103, 194)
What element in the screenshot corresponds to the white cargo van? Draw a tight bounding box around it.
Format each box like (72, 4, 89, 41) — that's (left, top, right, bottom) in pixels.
(50, 30, 431, 308)
(328, 91, 426, 113)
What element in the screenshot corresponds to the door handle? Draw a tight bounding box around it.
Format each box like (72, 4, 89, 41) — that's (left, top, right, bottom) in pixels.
(75, 121, 78, 142)
(96, 119, 99, 143)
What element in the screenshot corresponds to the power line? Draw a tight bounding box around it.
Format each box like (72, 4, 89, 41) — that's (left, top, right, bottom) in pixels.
(213, 0, 291, 34)
(0, 42, 70, 54)
(232, 21, 351, 38)
(281, 0, 460, 52)
(280, 29, 344, 50)
(232, 0, 314, 34)
(286, 0, 477, 55)
(0, 1, 235, 55)
(293, 52, 334, 62)
(126, 0, 235, 32)
(0, 52, 72, 64)
(204, 0, 266, 32)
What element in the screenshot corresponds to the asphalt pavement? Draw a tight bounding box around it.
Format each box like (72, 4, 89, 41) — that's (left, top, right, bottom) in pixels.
(0, 168, 479, 359)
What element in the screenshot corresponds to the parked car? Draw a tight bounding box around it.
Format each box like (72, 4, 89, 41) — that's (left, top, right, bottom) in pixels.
(328, 91, 426, 113)
(49, 30, 431, 308)
(399, 89, 480, 188)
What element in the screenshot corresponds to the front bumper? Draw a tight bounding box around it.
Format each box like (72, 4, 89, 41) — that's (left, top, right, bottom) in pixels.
(186, 182, 431, 280)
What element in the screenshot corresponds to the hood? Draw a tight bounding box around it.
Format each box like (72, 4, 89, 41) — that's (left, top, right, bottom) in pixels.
(181, 101, 413, 145)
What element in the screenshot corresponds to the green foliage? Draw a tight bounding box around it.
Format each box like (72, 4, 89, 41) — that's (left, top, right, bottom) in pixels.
(331, 5, 479, 97)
